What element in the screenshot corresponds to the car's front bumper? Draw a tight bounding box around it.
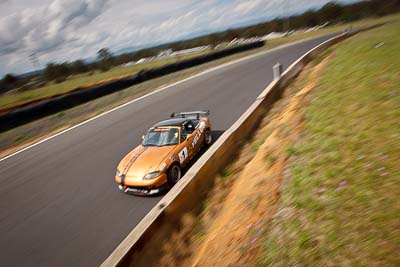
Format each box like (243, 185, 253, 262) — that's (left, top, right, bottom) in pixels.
(117, 183, 169, 196)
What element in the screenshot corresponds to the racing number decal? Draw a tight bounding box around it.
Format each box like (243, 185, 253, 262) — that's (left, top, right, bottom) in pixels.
(192, 122, 206, 148)
(178, 147, 188, 164)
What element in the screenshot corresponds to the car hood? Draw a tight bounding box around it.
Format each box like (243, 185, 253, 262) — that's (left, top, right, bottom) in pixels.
(118, 145, 175, 178)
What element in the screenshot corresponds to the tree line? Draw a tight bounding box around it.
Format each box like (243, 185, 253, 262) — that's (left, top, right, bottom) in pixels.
(1, 0, 399, 94)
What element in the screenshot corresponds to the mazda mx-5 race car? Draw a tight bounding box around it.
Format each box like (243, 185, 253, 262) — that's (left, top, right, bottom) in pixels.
(115, 111, 212, 195)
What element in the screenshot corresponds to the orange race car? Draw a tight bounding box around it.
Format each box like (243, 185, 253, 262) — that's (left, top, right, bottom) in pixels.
(115, 111, 212, 195)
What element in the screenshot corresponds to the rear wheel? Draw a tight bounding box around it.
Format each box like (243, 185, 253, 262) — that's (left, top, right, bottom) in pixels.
(204, 129, 212, 146)
(167, 164, 182, 186)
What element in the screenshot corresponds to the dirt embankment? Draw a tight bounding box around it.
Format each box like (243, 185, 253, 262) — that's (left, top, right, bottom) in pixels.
(157, 55, 331, 266)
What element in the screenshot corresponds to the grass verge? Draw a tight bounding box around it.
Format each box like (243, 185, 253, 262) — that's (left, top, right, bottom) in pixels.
(259, 20, 400, 266)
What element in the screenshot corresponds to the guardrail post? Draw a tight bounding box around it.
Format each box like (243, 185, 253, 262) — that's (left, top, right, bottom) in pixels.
(273, 63, 283, 80)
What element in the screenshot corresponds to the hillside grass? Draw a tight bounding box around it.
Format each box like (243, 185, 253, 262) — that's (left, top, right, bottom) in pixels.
(1, 13, 398, 111)
(259, 20, 400, 266)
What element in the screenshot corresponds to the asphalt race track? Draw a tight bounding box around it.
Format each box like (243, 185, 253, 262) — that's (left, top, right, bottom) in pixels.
(0, 34, 337, 266)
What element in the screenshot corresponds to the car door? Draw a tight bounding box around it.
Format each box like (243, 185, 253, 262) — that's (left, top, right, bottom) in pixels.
(175, 126, 191, 167)
(181, 121, 197, 160)
(191, 120, 207, 152)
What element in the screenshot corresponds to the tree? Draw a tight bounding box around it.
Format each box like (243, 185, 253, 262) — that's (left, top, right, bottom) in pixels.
(97, 48, 113, 72)
(300, 11, 320, 27)
(44, 63, 70, 83)
(0, 73, 19, 93)
(70, 60, 88, 74)
(319, 2, 344, 23)
(3, 73, 18, 85)
(204, 34, 220, 46)
(97, 48, 113, 61)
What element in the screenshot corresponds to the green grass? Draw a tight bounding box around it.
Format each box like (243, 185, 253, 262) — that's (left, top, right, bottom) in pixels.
(264, 153, 277, 165)
(1, 14, 399, 111)
(259, 21, 400, 266)
(252, 139, 263, 152)
(222, 167, 234, 178)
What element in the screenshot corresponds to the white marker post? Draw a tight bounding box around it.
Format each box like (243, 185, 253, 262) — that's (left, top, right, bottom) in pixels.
(273, 63, 283, 80)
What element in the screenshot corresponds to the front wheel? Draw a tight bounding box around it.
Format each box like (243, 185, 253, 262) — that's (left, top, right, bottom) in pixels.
(167, 164, 182, 186)
(203, 129, 212, 146)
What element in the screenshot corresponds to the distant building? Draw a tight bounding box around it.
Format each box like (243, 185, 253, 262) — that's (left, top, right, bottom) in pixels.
(170, 46, 210, 57)
(261, 32, 286, 41)
(123, 61, 136, 67)
(135, 57, 152, 64)
(157, 49, 173, 58)
(305, 22, 330, 33)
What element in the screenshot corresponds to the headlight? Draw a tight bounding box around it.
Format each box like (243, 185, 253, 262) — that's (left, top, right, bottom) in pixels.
(143, 171, 161, 180)
(116, 169, 122, 177)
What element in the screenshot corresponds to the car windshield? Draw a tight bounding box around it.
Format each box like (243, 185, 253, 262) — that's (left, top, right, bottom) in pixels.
(143, 127, 179, 147)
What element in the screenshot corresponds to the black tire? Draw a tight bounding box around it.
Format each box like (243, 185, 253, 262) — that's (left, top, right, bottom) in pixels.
(203, 129, 212, 146)
(167, 164, 182, 186)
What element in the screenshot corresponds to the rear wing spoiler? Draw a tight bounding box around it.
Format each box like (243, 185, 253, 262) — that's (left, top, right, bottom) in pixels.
(170, 110, 210, 119)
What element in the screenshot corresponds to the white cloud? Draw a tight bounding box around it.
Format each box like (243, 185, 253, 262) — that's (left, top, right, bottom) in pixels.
(0, 0, 356, 76)
(1, 0, 110, 74)
(234, 0, 267, 15)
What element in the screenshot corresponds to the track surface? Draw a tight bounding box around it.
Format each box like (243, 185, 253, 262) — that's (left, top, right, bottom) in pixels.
(0, 34, 336, 266)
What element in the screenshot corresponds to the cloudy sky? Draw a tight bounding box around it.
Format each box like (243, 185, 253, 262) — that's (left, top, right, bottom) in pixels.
(0, 0, 357, 76)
